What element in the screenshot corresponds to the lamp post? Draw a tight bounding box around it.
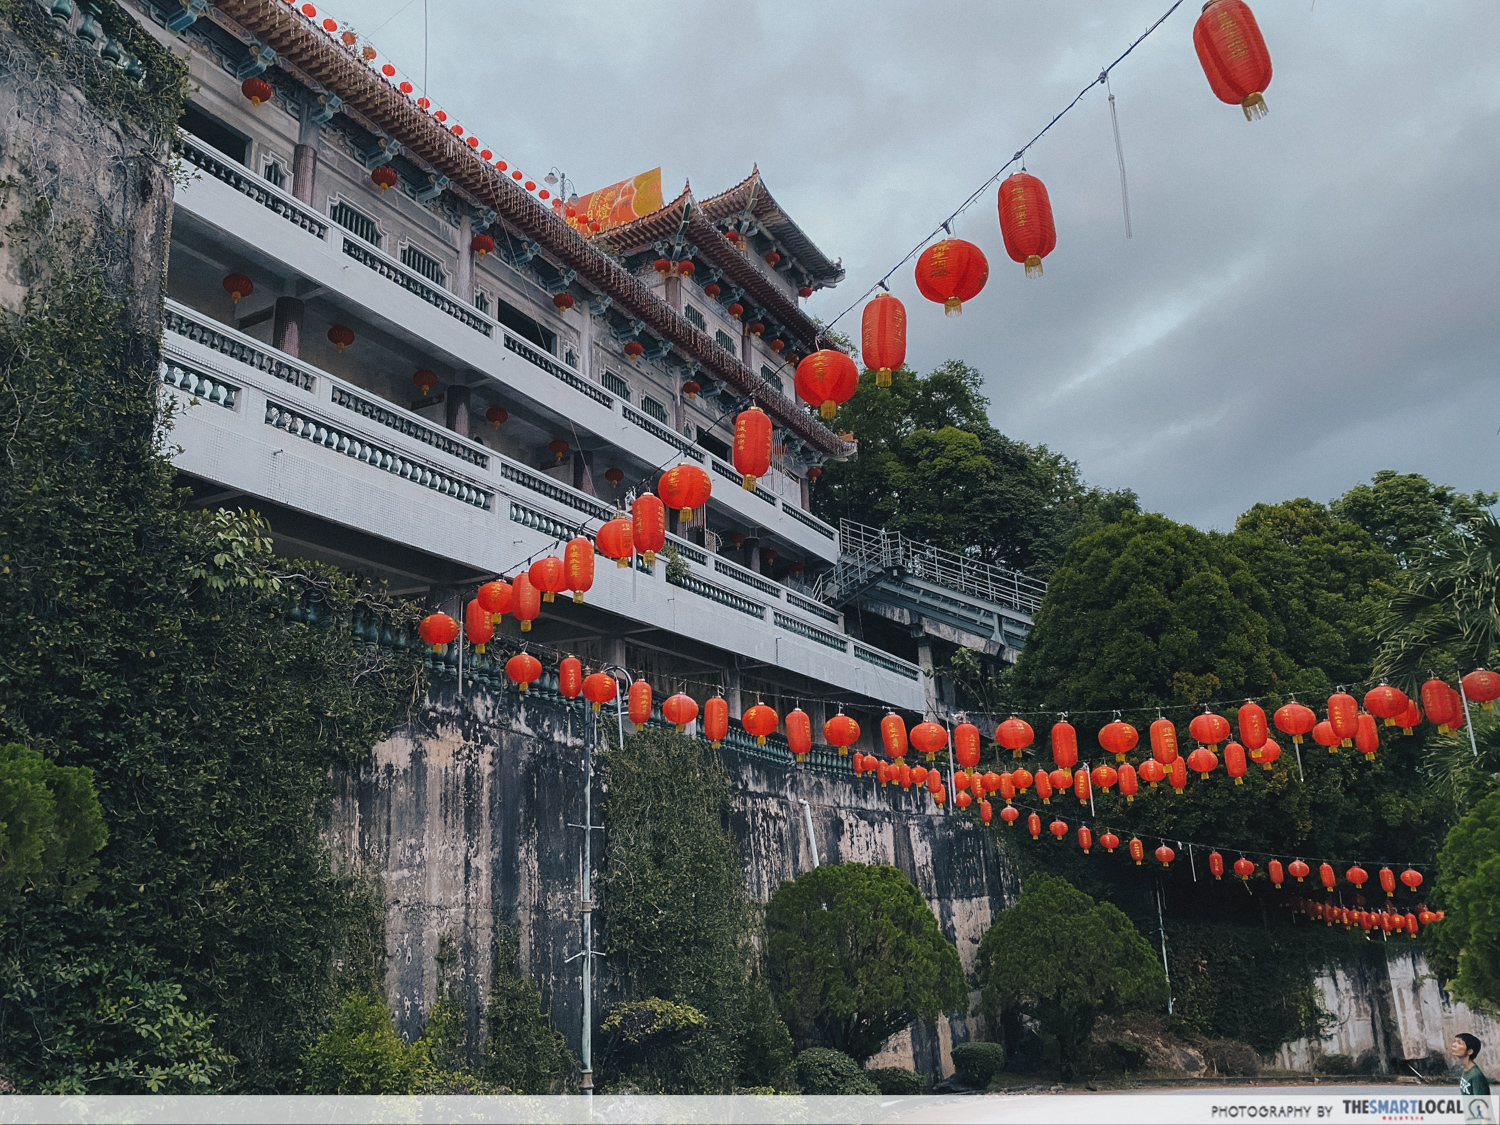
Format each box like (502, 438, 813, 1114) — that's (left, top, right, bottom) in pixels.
(544, 168, 581, 216)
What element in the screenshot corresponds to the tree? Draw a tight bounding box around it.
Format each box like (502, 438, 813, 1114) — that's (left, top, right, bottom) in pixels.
(765, 863, 967, 1063)
(1428, 789, 1500, 1013)
(480, 929, 573, 1093)
(1332, 470, 1495, 566)
(301, 991, 429, 1095)
(977, 873, 1166, 1077)
(0, 743, 107, 907)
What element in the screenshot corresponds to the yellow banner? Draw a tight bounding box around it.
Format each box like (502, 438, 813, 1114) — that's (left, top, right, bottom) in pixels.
(559, 167, 663, 235)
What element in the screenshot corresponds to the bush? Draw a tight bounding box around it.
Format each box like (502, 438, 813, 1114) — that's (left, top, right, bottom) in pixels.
(600, 998, 710, 1093)
(866, 1066, 927, 1094)
(1199, 1038, 1260, 1077)
(1315, 1053, 1355, 1076)
(480, 930, 573, 1094)
(950, 1041, 1006, 1088)
(793, 1048, 879, 1095)
(301, 992, 428, 1094)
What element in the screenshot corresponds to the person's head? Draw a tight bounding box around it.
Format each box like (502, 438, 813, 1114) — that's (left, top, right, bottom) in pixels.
(1453, 1033, 1482, 1062)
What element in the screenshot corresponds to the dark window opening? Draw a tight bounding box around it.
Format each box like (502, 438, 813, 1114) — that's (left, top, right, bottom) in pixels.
(684, 304, 706, 330)
(263, 162, 285, 188)
(491, 294, 556, 353)
(697, 430, 730, 461)
(180, 102, 248, 165)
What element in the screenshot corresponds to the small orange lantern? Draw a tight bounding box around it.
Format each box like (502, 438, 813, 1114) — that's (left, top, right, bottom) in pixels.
(1050, 818, 1068, 842)
(1225, 742, 1247, 784)
(1156, 844, 1175, 868)
(1400, 868, 1423, 892)
(464, 598, 493, 652)
(1327, 692, 1358, 746)
(628, 680, 652, 731)
(510, 573, 540, 632)
(1289, 860, 1310, 883)
(824, 713, 860, 756)
(1027, 812, 1041, 840)
(477, 578, 511, 623)
(1117, 763, 1138, 802)
(1257, 737, 1281, 770)
(529, 556, 567, 603)
(1364, 683, 1409, 726)
(1129, 838, 1145, 865)
(418, 612, 458, 652)
(1138, 759, 1165, 788)
(1463, 669, 1500, 709)
(663, 692, 699, 733)
(506, 652, 542, 691)
(1074, 768, 1090, 805)
(1078, 826, 1093, 854)
(733, 408, 773, 491)
(1034, 770, 1053, 804)
(563, 537, 594, 603)
(860, 293, 906, 388)
(743, 703, 778, 745)
(1312, 721, 1340, 753)
(1187, 747, 1218, 776)
(1168, 757, 1187, 794)
(1234, 857, 1255, 881)
(703, 696, 729, 747)
(597, 516, 634, 569)
(658, 464, 712, 521)
(1354, 713, 1380, 761)
(1090, 764, 1118, 793)
(1319, 863, 1336, 892)
(471, 233, 495, 258)
(1209, 851, 1225, 881)
(1269, 860, 1284, 888)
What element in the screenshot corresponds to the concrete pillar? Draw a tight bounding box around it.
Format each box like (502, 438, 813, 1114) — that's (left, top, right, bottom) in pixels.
(726, 666, 743, 720)
(602, 637, 626, 674)
(445, 384, 471, 438)
(917, 637, 938, 716)
(746, 539, 761, 573)
(291, 144, 318, 205)
(456, 213, 474, 301)
(272, 296, 304, 357)
(664, 275, 682, 312)
(573, 449, 594, 494)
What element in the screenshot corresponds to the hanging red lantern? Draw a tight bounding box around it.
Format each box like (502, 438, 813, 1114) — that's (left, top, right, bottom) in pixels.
(464, 598, 493, 652)
(1024, 812, 1040, 840)
(1234, 857, 1255, 882)
(1090, 764, 1118, 793)
(327, 324, 355, 352)
(632, 493, 666, 565)
(677, 262, 695, 278)
(1364, 683, 1409, 726)
(786, 708, 813, 762)
(1395, 699, 1422, 735)
(682, 380, 701, 400)
(1155, 844, 1175, 868)
(1118, 763, 1138, 803)
(1346, 866, 1368, 889)
(1312, 721, 1340, 753)
(743, 703, 778, 745)
(559, 657, 583, 699)
(979, 800, 993, 825)
(704, 283, 722, 300)
(529, 556, 567, 603)
(1404, 913, 1419, 938)
(553, 292, 575, 313)
(477, 579, 511, 623)
(485, 406, 508, 428)
(997, 773, 1015, 804)
(1189, 712, 1230, 748)
(768, 339, 785, 353)
(1209, 851, 1225, 881)
(955, 790, 972, 809)
(852, 752, 866, 777)
(1274, 701, 1316, 744)
(914, 238, 989, 317)
(824, 713, 860, 756)
(505, 652, 542, 691)
(604, 467, 625, 488)
(748, 322, 766, 338)
(1237, 702, 1269, 751)
(471, 233, 495, 257)
(1446, 684, 1468, 733)
(560, 537, 594, 604)
(1098, 720, 1138, 762)
(1051, 721, 1078, 769)
(1225, 742, 1247, 785)
(807, 467, 822, 482)
(880, 713, 909, 760)
(547, 438, 570, 463)
(996, 717, 1034, 757)
(794, 350, 859, 419)
(1000, 805, 1019, 826)
(510, 572, 540, 632)
(1354, 713, 1379, 761)
(1421, 679, 1456, 734)
(1049, 818, 1068, 842)
(913, 764, 929, 788)
(1463, 669, 1500, 709)
(1034, 770, 1053, 804)
(417, 612, 458, 652)
(658, 463, 712, 520)
(725, 302, 744, 320)
(1319, 863, 1336, 892)
(1327, 692, 1358, 746)
(1149, 718, 1179, 764)
(241, 76, 273, 106)
(1129, 838, 1145, 865)
(1077, 826, 1093, 854)
(1138, 759, 1165, 788)
(899, 764, 914, 791)
(1193, 0, 1273, 121)
(1050, 767, 1071, 792)
(654, 258, 672, 276)
(623, 340, 645, 360)
(733, 408, 773, 491)
(860, 293, 906, 388)
(1073, 768, 1091, 805)
(1400, 868, 1423, 892)
(912, 721, 948, 762)
(704, 696, 728, 747)
(1099, 831, 1119, 854)
(1289, 859, 1310, 883)
(981, 771, 1002, 795)
(1011, 767, 1033, 793)
(798, 285, 814, 299)
(413, 369, 439, 395)
(1168, 757, 1187, 794)
(1187, 747, 1218, 775)
(597, 516, 634, 569)
(222, 273, 253, 304)
(627, 680, 652, 730)
(1257, 737, 1281, 770)
(1268, 860, 1284, 888)
(996, 172, 1056, 278)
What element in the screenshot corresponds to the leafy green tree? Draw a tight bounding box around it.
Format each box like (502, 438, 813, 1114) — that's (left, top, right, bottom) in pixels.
(1332, 470, 1495, 566)
(1429, 789, 1500, 1012)
(765, 863, 967, 1063)
(792, 1047, 879, 1094)
(977, 873, 1166, 1078)
(480, 929, 573, 1093)
(301, 991, 429, 1095)
(599, 998, 710, 1092)
(0, 743, 107, 906)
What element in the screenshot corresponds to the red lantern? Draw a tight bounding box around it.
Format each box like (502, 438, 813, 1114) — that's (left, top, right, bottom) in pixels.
(1404, 913, 1419, 938)
(413, 369, 439, 395)
(1156, 844, 1175, 868)
(786, 708, 813, 762)
(584, 672, 618, 711)
(1138, 759, 1165, 788)
(1225, 742, 1247, 785)
(658, 463, 712, 521)
(529, 556, 567, 604)
(764, 251, 780, 267)
(554, 292, 575, 313)
(1354, 713, 1379, 761)
(327, 324, 355, 352)
(623, 340, 644, 360)
(628, 680, 652, 730)
(418, 612, 458, 652)
(743, 703, 778, 745)
(914, 765, 930, 789)
(1209, 851, 1225, 881)
(824, 713, 860, 756)
(604, 467, 625, 488)
(881, 713, 909, 760)
(1099, 720, 1138, 762)
(1187, 747, 1218, 776)
(996, 172, 1056, 278)
(464, 599, 493, 652)
(899, 764, 914, 791)
(1400, 868, 1423, 892)
(654, 258, 672, 276)
(1463, 669, 1500, 709)
(1319, 863, 1336, 892)
(982, 771, 1003, 795)
(794, 350, 859, 419)
(1189, 712, 1229, 748)
(996, 717, 1033, 757)
(1050, 767, 1071, 792)
(222, 273, 253, 304)
(1129, 838, 1145, 865)
(980, 800, 993, 825)
(1074, 768, 1091, 805)
(1269, 860, 1284, 888)
(1090, 764, 1118, 793)
(1118, 763, 1138, 803)
(559, 657, 583, 700)
(1346, 866, 1368, 889)
(1099, 832, 1119, 854)
(471, 233, 495, 258)
(564, 537, 594, 603)
(912, 721, 948, 762)
(956, 791, 972, 810)
(726, 302, 744, 320)
(1168, 757, 1187, 794)
(1274, 701, 1316, 744)
(1257, 738, 1281, 770)
(1034, 770, 1053, 805)
(1421, 679, 1456, 733)
(997, 773, 1015, 804)
(798, 285, 814, 299)
(1051, 721, 1078, 770)
(860, 293, 906, 388)
(768, 339, 785, 354)
(506, 652, 542, 690)
(1011, 768, 1033, 793)
(547, 438, 570, 463)
(485, 406, 508, 428)
(748, 322, 765, 338)
(1194, 0, 1273, 121)
(682, 380, 701, 400)
(1234, 857, 1255, 882)
(1289, 860, 1310, 883)
(914, 238, 988, 317)
(241, 76, 273, 106)
(806, 467, 822, 482)
(1028, 813, 1042, 840)
(1364, 683, 1409, 725)
(632, 493, 666, 565)
(1312, 721, 1340, 753)
(704, 283, 722, 300)
(733, 408, 773, 491)
(510, 572, 540, 632)
(678, 262, 695, 278)
(1078, 826, 1093, 854)
(704, 696, 728, 747)
(1049, 818, 1068, 842)
(1327, 692, 1358, 746)
(1237, 702, 1269, 751)
(477, 579, 511, 623)
(597, 517, 634, 569)
(852, 752, 866, 777)
(1000, 805, 1020, 826)
(1149, 718, 1179, 764)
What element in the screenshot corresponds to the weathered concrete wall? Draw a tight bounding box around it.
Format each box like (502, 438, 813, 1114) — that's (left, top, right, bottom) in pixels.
(328, 682, 1015, 1081)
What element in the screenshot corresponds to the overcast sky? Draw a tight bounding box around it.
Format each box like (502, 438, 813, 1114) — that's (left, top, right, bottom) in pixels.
(338, 1, 1499, 531)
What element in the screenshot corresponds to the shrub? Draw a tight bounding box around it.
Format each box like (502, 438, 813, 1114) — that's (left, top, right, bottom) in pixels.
(950, 1041, 1007, 1088)
(480, 929, 573, 1094)
(866, 1066, 927, 1094)
(1199, 1038, 1260, 1077)
(793, 1048, 879, 1095)
(1107, 1039, 1149, 1071)
(1316, 1053, 1355, 1076)
(301, 992, 428, 1094)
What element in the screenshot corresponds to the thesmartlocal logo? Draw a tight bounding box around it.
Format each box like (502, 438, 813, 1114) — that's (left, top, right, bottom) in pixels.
(1342, 1096, 1466, 1120)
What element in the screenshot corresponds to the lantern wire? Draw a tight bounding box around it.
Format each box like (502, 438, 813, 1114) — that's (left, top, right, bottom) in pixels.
(823, 0, 1186, 332)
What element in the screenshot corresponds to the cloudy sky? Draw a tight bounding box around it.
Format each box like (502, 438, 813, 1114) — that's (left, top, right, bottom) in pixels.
(338, 0, 1499, 531)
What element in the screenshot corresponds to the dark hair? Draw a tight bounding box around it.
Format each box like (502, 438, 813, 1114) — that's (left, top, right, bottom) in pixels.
(1458, 1033, 1482, 1059)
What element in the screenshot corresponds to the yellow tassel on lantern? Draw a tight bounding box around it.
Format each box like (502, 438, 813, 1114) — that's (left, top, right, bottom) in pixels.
(820, 401, 836, 419)
(1241, 92, 1268, 121)
(742, 475, 756, 491)
(520, 621, 531, 632)
(876, 367, 892, 388)
(944, 297, 962, 317)
(1025, 254, 1043, 279)
(573, 592, 584, 604)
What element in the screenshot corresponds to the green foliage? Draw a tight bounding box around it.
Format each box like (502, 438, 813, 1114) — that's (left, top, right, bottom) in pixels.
(1333, 470, 1496, 567)
(600, 997, 711, 1091)
(0, 742, 106, 906)
(301, 991, 428, 1095)
(950, 1041, 1007, 1088)
(1429, 789, 1500, 1013)
(480, 929, 573, 1094)
(813, 360, 1137, 575)
(978, 874, 1166, 1077)
(792, 1047, 879, 1095)
(766, 862, 967, 1064)
(598, 726, 791, 1091)
(865, 1066, 927, 1094)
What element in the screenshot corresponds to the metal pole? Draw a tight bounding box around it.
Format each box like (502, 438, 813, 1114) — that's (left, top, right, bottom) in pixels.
(1155, 880, 1173, 1015)
(1459, 680, 1481, 759)
(455, 595, 463, 698)
(799, 798, 820, 869)
(580, 704, 594, 1095)
(945, 718, 955, 817)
